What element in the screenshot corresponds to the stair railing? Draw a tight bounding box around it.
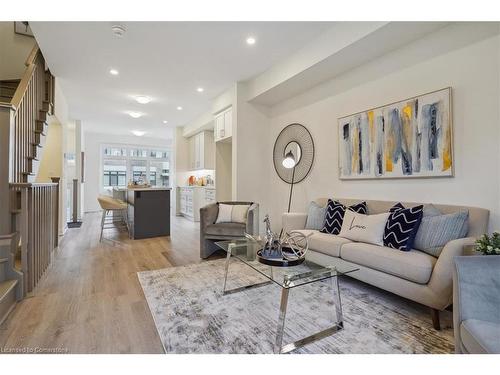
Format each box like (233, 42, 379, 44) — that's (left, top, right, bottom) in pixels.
(0, 43, 58, 298)
(9, 45, 48, 183)
(10, 182, 59, 294)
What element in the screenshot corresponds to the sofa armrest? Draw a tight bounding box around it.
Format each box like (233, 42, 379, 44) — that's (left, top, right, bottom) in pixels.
(454, 255, 500, 323)
(246, 203, 259, 235)
(200, 203, 218, 231)
(427, 237, 476, 309)
(282, 212, 308, 232)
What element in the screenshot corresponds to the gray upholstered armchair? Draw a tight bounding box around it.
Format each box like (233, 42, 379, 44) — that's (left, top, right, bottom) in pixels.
(453, 256, 500, 353)
(200, 201, 259, 259)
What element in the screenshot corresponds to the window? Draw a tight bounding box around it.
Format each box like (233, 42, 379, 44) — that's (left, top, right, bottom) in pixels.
(150, 150, 169, 159)
(101, 144, 171, 189)
(149, 161, 170, 187)
(130, 159, 148, 183)
(104, 147, 127, 157)
(103, 159, 127, 187)
(130, 148, 148, 158)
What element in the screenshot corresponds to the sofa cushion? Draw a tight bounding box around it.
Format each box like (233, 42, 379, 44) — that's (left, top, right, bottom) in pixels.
(340, 242, 437, 284)
(205, 223, 246, 237)
(305, 201, 327, 230)
(231, 204, 250, 224)
(321, 199, 367, 235)
(291, 230, 351, 258)
(461, 319, 500, 354)
(383, 203, 423, 251)
(414, 210, 469, 257)
(216, 204, 250, 224)
(339, 210, 390, 246)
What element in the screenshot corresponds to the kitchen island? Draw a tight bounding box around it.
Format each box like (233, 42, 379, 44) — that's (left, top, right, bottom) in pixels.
(122, 187, 171, 239)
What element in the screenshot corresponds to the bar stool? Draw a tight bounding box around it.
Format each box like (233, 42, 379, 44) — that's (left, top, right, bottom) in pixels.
(97, 195, 129, 241)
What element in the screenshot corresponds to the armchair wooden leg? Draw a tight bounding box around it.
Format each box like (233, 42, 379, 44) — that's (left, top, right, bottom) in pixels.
(431, 308, 441, 330)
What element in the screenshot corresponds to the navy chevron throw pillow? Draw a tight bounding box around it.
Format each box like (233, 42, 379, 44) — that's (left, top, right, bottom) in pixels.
(321, 200, 367, 235)
(383, 203, 424, 251)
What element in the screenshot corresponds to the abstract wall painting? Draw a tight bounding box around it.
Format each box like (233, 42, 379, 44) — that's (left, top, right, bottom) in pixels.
(338, 88, 453, 179)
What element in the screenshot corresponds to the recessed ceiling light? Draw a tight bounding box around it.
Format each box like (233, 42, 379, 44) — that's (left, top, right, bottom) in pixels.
(196, 87, 204, 93)
(177, 106, 183, 111)
(132, 130, 145, 137)
(135, 96, 151, 104)
(246, 36, 256, 45)
(109, 68, 119, 76)
(163, 120, 168, 124)
(128, 111, 142, 118)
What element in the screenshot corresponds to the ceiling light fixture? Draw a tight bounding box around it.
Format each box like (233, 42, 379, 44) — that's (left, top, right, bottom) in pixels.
(177, 106, 183, 111)
(128, 111, 142, 119)
(196, 87, 204, 93)
(109, 68, 119, 76)
(132, 130, 146, 137)
(135, 96, 151, 104)
(163, 120, 168, 124)
(246, 36, 256, 45)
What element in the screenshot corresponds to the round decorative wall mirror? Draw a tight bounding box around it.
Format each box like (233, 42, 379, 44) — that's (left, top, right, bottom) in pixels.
(273, 123, 314, 184)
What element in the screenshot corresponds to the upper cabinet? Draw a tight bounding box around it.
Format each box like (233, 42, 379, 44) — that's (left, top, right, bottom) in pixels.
(188, 130, 215, 171)
(214, 107, 232, 142)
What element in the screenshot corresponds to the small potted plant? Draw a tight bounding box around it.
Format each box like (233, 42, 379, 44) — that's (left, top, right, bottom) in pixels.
(475, 231, 500, 255)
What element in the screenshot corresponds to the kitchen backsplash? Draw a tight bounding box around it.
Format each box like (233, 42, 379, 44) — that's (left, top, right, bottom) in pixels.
(178, 169, 215, 187)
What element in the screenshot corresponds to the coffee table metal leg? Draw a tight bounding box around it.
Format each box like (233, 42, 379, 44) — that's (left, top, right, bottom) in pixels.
(275, 287, 290, 354)
(223, 246, 272, 295)
(330, 273, 344, 327)
(222, 245, 232, 294)
(276, 275, 345, 354)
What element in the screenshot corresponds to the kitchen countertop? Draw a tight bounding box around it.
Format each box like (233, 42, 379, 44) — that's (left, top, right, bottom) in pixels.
(114, 186, 172, 191)
(178, 186, 215, 189)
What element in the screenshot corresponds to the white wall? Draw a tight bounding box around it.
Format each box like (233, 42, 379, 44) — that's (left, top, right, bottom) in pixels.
(257, 29, 500, 232)
(35, 121, 63, 183)
(83, 131, 173, 212)
(234, 82, 271, 233)
(34, 80, 71, 235)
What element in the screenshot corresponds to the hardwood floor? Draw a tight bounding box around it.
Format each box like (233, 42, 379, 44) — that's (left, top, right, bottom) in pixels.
(0, 212, 221, 353)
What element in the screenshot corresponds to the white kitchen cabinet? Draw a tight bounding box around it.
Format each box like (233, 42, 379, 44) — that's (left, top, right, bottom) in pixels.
(188, 131, 214, 171)
(188, 136, 195, 170)
(214, 107, 232, 142)
(178, 186, 216, 222)
(205, 188, 216, 205)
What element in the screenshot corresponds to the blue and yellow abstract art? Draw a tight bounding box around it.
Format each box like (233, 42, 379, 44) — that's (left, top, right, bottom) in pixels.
(338, 88, 452, 179)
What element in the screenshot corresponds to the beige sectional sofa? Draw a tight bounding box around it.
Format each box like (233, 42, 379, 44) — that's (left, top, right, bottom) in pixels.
(283, 198, 489, 329)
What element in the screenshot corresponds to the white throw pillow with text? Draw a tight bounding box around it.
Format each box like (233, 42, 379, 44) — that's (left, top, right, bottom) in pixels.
(339, 210, 390, 246)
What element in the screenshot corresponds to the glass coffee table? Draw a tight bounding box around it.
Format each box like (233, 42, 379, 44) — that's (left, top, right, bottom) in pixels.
(215, 239, 358, 354)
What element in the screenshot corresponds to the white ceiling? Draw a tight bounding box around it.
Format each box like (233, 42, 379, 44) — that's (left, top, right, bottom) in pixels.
(31, 22, 334, 139)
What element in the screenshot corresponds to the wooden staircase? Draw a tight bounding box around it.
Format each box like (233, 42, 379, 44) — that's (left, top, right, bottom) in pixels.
(0, 234, 23, 326)
(0, 79, 20, 102)
(0, 44, 58, 325)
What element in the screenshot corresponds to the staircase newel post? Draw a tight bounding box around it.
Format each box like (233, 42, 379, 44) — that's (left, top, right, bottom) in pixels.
(0, 104, 15, 235)
(50, 176, 60, 248)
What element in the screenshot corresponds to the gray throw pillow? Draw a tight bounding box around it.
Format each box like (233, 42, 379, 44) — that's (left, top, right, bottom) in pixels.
(305, 201, 327, 230)
(414, 210, 469, 257)
(423, 203, 441, 217)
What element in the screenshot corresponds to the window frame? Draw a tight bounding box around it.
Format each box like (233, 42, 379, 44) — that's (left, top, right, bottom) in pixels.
(100, 143, 171, 190)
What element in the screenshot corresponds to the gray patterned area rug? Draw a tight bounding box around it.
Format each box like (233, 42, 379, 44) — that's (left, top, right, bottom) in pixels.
(138, 259, 454, 354)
